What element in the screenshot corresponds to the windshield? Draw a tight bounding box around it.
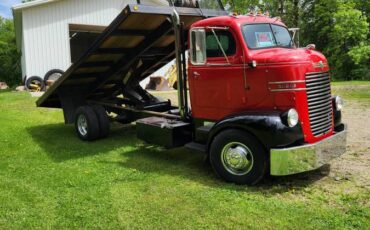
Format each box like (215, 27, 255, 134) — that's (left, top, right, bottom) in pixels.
(242, 24, 293, 49)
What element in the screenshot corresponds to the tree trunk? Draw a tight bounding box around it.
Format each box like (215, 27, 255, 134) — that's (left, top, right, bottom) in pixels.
(293, 0, 299, 27)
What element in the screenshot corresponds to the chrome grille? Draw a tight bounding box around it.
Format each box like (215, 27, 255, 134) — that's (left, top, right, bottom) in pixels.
(305, 72, 333, 137)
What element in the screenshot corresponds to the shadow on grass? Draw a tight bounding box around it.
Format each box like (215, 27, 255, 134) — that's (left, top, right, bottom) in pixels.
(27, 122, 329, 193)
(111, 145, 330, 193)
(27, 123, 137, 162)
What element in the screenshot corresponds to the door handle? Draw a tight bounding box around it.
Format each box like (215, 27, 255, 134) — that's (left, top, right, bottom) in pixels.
(193, 71, 201, 78)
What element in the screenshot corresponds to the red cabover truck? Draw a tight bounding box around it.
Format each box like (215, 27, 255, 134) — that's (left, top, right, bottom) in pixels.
(37, 1, 347, 185)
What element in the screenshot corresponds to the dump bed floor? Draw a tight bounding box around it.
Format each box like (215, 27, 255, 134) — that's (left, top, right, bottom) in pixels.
(37, 4, 226, 108)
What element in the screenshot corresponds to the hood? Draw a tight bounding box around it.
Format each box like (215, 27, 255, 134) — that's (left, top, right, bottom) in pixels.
(249, 48, 328, 65)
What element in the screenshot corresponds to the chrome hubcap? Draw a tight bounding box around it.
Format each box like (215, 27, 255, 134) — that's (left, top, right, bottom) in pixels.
(77, 114, 88, 136)
(221, 142, 254, 176)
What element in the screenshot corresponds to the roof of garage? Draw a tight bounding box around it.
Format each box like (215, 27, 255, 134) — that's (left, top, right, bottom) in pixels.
(12, 0, 61, 11)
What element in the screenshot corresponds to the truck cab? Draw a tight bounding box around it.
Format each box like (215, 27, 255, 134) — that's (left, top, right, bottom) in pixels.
(186, 13, 347, 184)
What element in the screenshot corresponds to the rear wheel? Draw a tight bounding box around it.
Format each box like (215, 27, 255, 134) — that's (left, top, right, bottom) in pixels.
(75, 106, 100, 141)
(92, 105, 110, 138)
(210, 129, 267, 185)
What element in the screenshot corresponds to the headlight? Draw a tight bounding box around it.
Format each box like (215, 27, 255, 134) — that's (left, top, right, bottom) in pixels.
(335, 96, 344, 111)
(287, 109, 299, 127)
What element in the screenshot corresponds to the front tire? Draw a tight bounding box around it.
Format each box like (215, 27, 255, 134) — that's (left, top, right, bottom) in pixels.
(210, 129, 267, 185)
(75, 106, 100, 141)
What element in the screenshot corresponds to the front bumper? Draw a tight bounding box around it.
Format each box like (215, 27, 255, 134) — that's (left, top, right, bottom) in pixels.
(270, 124, 347, 176)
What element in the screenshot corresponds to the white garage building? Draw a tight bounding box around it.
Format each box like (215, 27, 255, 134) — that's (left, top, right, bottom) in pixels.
(12, 0, 169, 82)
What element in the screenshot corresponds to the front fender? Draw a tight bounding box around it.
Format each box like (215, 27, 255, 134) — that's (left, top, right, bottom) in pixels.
(207, 111, 304, 150)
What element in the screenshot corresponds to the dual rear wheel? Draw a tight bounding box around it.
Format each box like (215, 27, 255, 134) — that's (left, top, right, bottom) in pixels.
(75, 105, 110, 141)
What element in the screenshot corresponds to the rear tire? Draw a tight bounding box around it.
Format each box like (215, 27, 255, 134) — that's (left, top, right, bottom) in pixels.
(75, 106, 100, 141)
(210, 129, 267, 185)
(92, 105, 110, 138)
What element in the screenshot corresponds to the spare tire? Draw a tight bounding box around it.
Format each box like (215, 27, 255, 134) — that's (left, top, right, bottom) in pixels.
(25, 76, 45, 92)
(44, 69, 64, 82)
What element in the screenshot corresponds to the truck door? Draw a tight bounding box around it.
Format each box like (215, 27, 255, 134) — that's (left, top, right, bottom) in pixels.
(188, 27, 244, 121)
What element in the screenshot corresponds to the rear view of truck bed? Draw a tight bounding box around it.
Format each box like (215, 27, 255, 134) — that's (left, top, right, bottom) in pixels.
(37, 4, 226, 123)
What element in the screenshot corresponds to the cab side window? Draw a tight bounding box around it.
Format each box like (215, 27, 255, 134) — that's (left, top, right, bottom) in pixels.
(206, 31, 236, 58)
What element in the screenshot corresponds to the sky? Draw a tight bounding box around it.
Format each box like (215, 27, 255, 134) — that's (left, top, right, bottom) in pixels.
(0, 0, 22, 18)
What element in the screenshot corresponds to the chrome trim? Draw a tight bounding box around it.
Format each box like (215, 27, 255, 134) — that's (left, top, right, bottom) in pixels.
(206, 63, 232, 67)
(306, 86, 331, 94)
(306, 82, 330, 90)
(311, 120, 332, 129)
(306, 71, 329, 77)
(309, 109, 332, 119)
(306, 81, 330, 86)
(77, 114, 88, 136)
(306, 71, 332, 137)
(307, 90, 330, 98)
(206, 26, 229, 30)
(270, 88, 307, 92)
(307, 94, 331, 102)
(311, 125, 332, 134)
(307, 101, 331, 109)
(268, 80, 305, 84)
(270, 125, 347, 176)
(306, 78, 329, 83)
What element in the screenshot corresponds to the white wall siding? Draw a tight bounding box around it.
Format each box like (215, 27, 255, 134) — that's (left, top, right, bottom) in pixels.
(21, 0, 168, 79)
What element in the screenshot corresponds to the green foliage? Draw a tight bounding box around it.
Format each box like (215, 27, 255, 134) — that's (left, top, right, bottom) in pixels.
(226, 0, 369, 80)
(326, 2, 370, 80)
(0, 17, 21, 87)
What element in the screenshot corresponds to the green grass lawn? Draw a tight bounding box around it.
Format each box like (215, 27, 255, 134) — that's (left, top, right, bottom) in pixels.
(0, 88, 369, 229)
(332, 81, 370, 100)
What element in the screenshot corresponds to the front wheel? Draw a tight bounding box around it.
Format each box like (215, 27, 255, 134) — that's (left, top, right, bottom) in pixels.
(210, 129, 267, 185)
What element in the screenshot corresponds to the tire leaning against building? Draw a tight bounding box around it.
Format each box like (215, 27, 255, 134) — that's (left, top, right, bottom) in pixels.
(25, 76, 46, 92)
(44, 69, 65, 82)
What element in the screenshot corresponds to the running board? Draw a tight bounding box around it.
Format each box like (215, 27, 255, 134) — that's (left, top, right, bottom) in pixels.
(185, 142, 207, 153)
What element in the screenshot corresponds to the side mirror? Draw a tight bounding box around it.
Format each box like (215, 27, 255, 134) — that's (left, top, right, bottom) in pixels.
(190, 28, 206, 65)
(306, 44, 316, 50)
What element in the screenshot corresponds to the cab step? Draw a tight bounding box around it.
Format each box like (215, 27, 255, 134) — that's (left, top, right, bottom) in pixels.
(185, 142, 207, 153)
(195, 124, 214, 143)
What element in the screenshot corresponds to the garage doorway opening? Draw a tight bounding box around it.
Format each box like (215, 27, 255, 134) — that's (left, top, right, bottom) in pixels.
(69, 24, 106, 63)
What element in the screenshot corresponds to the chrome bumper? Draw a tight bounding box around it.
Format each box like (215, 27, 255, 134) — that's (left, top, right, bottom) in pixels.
(270, 125, 347, 176)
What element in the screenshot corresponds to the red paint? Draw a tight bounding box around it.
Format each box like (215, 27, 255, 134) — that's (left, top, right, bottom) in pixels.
(188, 15, 334, 144)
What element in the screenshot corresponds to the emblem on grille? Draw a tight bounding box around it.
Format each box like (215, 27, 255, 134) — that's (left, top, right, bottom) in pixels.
(313, 61, 327, 70)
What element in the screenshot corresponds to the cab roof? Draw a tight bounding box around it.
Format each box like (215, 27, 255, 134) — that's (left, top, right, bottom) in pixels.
(192, 15, 287, 28)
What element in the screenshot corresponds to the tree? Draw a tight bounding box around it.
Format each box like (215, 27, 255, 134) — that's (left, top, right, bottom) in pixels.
(327, 2, 370, 80)
(227, 0, 369, 80)
(0, 17, 21, 87)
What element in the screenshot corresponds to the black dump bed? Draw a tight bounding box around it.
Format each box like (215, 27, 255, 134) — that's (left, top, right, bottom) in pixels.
(37, 4, 226, 110)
